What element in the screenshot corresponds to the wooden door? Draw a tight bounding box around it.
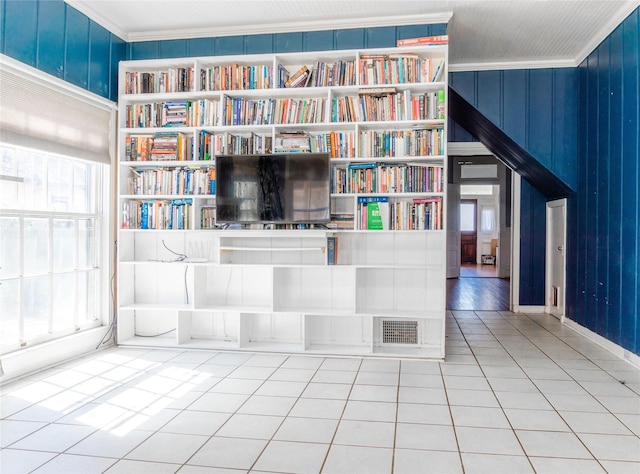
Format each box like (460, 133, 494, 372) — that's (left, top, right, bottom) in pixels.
(460, 199, 477, 264)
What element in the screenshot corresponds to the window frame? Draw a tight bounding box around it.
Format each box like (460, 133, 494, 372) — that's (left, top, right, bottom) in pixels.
(0, 144, 111, 355)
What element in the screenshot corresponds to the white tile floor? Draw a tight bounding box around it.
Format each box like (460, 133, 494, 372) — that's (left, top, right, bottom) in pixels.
(1, 310, 639, 474)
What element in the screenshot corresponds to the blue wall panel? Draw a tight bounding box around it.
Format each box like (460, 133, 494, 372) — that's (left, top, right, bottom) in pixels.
(129, 41, 159, 60)
(0, 0, 5, 53)
(448, 72, 477, 142)
(450, 71, 477, 104)
(576, 8, 639, 355)
(607, 25, 623, 345)
(36, 0, 65, 78)
(89, 22, 111, 97)
(159, 39, 188, 59)
(110, 37, 126, 101)
(304, 30, 334, 52)
(246, 34, 274, 55)
(188, 38, 216, 57)
(502, 70, 527, 145)
(596, 39, 611, 336)
(275, 32, 303, 53)
(335, 28, 365, 50)
(217, 36, 244, 56)
(4, 0, 38, 66)
(2, 0, 126, 99)
(527, 69, 554, 177)
(397, 23, 447, 40)
(366, 26, 396, 49)
(64, 7, 90, 89)
(619, 9, 639, 352)
(450, 68, 578, 191)
(518, 179, 547, 305)
(552, 69, 579, 185)
(477, 71, 501, 126)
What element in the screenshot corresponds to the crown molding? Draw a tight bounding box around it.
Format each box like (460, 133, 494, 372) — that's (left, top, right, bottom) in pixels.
(449, 59, 577, 73)
(64, 1, 451, 44)
(574, 0, 640, 66)
(126, 12, 452, 42)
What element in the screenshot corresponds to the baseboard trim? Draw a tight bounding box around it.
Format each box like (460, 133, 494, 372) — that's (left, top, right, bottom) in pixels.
(0, 327, 113, 383)
(563, 318, 640, 369)
(513, 305, 546, 314)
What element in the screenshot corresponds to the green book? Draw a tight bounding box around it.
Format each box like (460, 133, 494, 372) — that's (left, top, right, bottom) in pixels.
(367, 202, 384, 230)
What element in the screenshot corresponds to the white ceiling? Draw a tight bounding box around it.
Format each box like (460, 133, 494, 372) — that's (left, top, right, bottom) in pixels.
(66, 0, 639, 71)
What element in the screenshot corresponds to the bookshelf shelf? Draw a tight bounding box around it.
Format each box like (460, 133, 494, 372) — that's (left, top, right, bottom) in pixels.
(117, 43, 448, 359)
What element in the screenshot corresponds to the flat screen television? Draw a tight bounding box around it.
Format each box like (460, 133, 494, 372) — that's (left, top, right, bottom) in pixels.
(215, 153, 331, 224)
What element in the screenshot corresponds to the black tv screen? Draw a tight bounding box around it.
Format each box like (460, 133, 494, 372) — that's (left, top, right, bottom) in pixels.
(215, 153, 330, 224)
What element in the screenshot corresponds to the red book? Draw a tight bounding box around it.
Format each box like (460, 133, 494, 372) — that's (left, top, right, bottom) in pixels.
(397, 35, 449, 47)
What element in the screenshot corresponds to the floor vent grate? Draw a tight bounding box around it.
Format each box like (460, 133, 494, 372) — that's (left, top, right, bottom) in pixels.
(381, 319, 418, 345)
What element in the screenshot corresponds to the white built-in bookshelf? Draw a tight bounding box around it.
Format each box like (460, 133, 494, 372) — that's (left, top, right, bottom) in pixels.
(117, 43, 448, 359)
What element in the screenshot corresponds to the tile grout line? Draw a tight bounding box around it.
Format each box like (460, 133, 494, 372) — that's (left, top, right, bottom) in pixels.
(465, 311, 611, 471)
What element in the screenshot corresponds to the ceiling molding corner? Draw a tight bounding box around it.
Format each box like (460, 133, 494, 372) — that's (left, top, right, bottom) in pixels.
(573, 0, 640, 65)
(65, 0, 129, 41)
(126, 12, 452, 42)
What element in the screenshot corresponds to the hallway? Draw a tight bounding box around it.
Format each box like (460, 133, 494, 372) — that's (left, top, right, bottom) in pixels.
(447, 264, 510, 311)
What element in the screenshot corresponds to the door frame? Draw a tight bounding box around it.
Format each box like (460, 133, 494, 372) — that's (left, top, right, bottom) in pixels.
(545, 198, 567, 320)
(447, 183, 461, 278)
(460, 199, 478, 264)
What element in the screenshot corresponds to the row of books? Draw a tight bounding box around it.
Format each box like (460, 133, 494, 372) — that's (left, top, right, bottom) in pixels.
(125, 128, 443, 161)
(308, 60, 357, 87)
(328, 213, 355, 230)
(355, 196, 443, 230)
(332, 89, 445, 123)
(125, 88, 443, 128)
(327, 236, 338, 265)
(127, 167, 216, 196)
(122, 199, 193, 230)
(359, 55, 445, 86)
(222, 96, 327, 126)
(332, 92, 407, 123)
(201, 205, 217, 230)
(124, 68, 195, 94)
(125, 132, 193, 161)
(200, 64, 273, 91)
(273, 132, 310, 153)
(310, 131, 356, 158)
(219, 132, 273, 155)
(284, 60, 358, 88)
(125, 100, 220, 128)
(409, 91, 445, 121)
(125, 101, 186, 128)
(333, 162, 444, 194)
(358, 128, 445, 158)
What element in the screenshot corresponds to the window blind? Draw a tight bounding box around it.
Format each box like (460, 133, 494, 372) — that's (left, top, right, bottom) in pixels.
(0, 55, 115, 164)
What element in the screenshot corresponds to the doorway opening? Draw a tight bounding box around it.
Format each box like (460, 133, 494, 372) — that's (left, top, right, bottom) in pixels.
(446, 156, 511, 311)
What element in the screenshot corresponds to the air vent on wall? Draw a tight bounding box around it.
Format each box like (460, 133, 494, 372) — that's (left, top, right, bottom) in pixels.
(381, 319, 419, 345)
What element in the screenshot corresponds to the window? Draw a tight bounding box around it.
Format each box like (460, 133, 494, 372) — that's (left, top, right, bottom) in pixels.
(481, 206, 496, 233)
(460, 201, 476, 232)
(0, 144, 106, 353)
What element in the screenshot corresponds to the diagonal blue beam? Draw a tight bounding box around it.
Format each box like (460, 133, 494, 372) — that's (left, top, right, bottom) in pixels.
(448, 86, 573, 200)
